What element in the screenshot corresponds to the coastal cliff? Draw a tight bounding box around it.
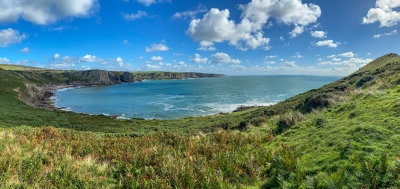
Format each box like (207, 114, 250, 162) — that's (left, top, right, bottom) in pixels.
(134, 71, 225, 80)
(62, 70, 141, 85)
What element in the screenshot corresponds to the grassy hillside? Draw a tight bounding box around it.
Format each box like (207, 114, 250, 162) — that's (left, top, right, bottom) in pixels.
(0, 53, 400, 188)
(0, 64, 47, 71)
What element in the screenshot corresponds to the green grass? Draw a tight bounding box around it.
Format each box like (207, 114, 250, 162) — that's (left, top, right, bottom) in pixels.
(1, 53, 400, 187)
(0, 64, 46, 71)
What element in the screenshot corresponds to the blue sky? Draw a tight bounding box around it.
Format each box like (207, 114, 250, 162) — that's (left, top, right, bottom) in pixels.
(0, 0, 399, 76)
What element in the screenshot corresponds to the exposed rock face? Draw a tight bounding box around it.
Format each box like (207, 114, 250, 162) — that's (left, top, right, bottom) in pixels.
(63, 70, 141, 85)
(136, 72, 225, 80)
(20, 84, 57, 110)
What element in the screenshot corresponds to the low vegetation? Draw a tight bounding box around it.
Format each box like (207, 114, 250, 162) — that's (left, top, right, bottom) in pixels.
(0, 53, 400, 187)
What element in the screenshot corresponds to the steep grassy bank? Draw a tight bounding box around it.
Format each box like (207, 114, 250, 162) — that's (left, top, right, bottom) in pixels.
(0, 53, 400, 187)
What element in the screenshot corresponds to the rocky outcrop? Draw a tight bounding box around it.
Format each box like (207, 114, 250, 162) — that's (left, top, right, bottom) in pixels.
(135, 72, 225, 80)
(62, 70, 141, 85)
(19, 84, 58, 110)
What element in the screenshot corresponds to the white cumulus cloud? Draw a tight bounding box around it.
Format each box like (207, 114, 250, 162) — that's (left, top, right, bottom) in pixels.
(187, 0, 321, 50)
(0, 57, 10, 64)
(80, 54, 101, 63)
(190, 54, 208, 64)
(0, 0, 97, 25)
(145, 43, 169, 52)
(310, 31, 327, 38)
(315, 40, 340, 48)
(211, 52, 241, 64)
(197, 40, 217, 51)
(363, 0, 400, 27)
(150, 56, 163, 61)
(0, 28, 26, 47)
(338, 52, 355, 58)
(53, 54, 61, 60)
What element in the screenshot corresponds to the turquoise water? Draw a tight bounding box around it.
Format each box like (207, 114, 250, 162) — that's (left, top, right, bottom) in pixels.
(52, 76, 340, 120)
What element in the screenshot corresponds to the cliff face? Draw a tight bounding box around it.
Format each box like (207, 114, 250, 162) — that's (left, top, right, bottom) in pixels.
(62, 70, 142, 85)
(135, 72, 225, 80)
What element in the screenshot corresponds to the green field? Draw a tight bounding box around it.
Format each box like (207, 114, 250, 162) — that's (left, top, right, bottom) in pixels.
(0, 64, 46, 71)
(1, 53, 400, 188)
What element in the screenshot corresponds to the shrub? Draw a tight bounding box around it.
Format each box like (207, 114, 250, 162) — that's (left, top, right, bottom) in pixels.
(314, 118, 326, 128)
(299, 95, 333, 113)
(274, 111, 304, 135)
(356, 75, 374, 88)
(251, 116, 269, 127)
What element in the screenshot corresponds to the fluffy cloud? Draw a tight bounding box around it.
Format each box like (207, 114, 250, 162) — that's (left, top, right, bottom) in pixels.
(315, 40, 340, 48)
(245, 32, 271, 50)
(178, 61, 187, 67)
(115, 57, 124, 66)
(211, 53, 241, 64)
(150, 56, 163, 61)
(0, 57, 10, 64)
(0, 0, 97, 25)
(145, 43, 169, 52)
(80, 54, 101, 63)
(187, 0, 321, 50)
(283, 61, 296, 67)
(197, 40, 217, 51)
(187, 9, 238, 43)
(46, 54, 132, 70)
(241, 0, 321, 31)
(116, 57, 124, 63)
(190, 54, 208, 64)
(123, 11, 147, 21)
(338, 52, 355, 58)
(20, 47, 29, 53)
(310, 31, 327, 38)
(373, 29, 398, 38)
(362, 0, 400, 27)
(319, 57, 373, 66)
(289, 26, 304, 38)
(0, 28, 26, 47)
(53, 54, 61, 60)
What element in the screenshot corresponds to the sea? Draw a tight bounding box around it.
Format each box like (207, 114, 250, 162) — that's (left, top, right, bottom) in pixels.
(52, 75, 340, 120)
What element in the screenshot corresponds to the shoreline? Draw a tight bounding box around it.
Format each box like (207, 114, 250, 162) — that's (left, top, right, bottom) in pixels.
(46, 82, 270, 120)
(20, 83, 110, 111)
(19, 74, 231, 119)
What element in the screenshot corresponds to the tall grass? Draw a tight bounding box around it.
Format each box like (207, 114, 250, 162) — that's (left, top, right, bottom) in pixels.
(0, 127, 273, 188)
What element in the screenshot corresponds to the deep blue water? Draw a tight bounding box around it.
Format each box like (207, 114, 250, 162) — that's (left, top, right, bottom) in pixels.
(52, 76, 340, 120)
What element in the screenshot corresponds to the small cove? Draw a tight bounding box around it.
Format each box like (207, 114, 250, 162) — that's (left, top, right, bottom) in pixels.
(52, 75, 340, 120)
